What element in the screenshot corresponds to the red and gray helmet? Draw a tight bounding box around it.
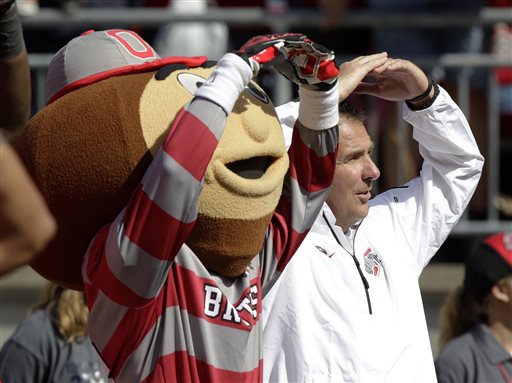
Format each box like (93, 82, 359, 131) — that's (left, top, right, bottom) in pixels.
(46, 29, 208, 104)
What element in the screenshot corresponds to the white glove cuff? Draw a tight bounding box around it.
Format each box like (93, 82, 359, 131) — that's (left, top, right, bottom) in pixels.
(298, 84, 339, 130)
(194, 53, 253, 115)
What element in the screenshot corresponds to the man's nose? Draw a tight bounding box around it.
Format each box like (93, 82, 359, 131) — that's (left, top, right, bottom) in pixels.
(365, 158, 380, 181)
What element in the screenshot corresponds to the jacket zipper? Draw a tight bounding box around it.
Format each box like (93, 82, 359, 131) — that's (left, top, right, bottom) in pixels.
(322, 212, 373, 315)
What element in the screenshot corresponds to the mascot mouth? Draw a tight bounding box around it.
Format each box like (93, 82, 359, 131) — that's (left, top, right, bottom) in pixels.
(225, 156, 272, 179)
(212, 153, 289, 197)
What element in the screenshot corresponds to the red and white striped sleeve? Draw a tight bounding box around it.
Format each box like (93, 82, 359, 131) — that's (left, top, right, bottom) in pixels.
(264, 85, 339, 279)
(83, 53, 253, 307)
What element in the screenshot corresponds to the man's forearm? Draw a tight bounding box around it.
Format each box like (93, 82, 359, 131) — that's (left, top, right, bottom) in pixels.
(0, 140, 56, 276)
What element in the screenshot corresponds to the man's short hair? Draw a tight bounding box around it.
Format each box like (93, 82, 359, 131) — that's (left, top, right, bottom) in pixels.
(338, 100, 366, 123)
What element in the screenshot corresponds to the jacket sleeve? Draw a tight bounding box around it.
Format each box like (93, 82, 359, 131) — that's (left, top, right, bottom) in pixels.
(373, 86, 484, 274)
(82, 54, 253, 307)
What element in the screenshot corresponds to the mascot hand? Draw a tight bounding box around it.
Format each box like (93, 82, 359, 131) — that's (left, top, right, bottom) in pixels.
(276, 38, 339, 91)
(235, 33, 307, 77)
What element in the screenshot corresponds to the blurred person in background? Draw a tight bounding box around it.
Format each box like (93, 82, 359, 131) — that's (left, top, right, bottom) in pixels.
(210, 0, 369, 106)
(435, 231, 512, 383)
(0, 0, 56, 277)
(366, 0, 489, 219)
(0, 283, 108, 382)
(285, 0, 370, 61)
(152, 0, 229, 60)
(489, 0, 512, 218)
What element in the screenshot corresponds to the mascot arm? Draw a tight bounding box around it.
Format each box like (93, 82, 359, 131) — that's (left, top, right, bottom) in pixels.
(83, 53, 254, 307)
(265, 92, 339, 279)
(263, 43, 340, 281)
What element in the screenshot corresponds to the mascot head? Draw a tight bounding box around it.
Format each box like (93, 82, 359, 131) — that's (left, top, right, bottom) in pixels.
(16, 29, 289, 289)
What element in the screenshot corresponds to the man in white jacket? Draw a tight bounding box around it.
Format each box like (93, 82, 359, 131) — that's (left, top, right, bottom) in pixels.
(263, 55, 484, 383)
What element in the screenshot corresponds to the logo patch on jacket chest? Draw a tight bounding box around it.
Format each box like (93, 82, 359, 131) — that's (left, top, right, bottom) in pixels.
(363, 247, 383, 277)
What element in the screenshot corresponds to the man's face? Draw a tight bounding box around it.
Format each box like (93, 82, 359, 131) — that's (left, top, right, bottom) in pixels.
(326, 118, 380, 231)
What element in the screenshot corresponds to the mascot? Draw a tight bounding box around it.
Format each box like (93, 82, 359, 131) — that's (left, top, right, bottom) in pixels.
(16, 29, 339, 381)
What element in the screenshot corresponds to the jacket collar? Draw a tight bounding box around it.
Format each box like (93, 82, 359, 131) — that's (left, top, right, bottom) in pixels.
(318, 203, 363, 253)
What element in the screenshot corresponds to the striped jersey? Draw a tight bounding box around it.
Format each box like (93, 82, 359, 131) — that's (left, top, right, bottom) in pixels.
(82, 59, 338, 382)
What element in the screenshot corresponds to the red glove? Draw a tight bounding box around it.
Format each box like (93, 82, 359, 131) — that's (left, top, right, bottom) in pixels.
(235, 33, 307, 76)
(276, 38, 339, 91)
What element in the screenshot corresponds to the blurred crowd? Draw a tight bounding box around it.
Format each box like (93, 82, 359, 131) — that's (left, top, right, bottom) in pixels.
(16, 0, 512, 227)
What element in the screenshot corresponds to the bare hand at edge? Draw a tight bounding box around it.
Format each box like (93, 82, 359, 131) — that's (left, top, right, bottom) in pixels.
(338, 52, 389, 101)
(352, 57, 430, 102)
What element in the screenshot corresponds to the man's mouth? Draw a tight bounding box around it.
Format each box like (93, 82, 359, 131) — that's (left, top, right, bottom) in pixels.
(225, 156, 273, 179)
(356, 189, 372, 203)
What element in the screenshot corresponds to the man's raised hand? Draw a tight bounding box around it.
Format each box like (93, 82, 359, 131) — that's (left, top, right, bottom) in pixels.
(337, 52, 389, 101)
(350, 56, 431, 102)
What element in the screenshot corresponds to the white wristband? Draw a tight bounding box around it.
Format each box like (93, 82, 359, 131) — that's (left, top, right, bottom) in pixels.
(194, 53, 253, 115)
(298, 84, 339, 130)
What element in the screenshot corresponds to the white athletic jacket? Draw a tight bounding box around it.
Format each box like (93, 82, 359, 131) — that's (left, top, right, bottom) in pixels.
(263, 87, 484, 383)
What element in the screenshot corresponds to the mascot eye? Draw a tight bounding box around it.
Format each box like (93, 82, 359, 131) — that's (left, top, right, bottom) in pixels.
(155, 63, 189, 80)
(178, 73, 207, 94)
(245, 82, 270, 104)
(177, 73, 269, 104)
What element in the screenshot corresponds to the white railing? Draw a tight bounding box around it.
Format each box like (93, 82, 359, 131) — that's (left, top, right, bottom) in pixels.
(19, 6, 512, 28)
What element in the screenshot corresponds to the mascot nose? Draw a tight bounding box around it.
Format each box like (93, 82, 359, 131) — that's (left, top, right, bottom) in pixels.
(242, 114, 270, 143)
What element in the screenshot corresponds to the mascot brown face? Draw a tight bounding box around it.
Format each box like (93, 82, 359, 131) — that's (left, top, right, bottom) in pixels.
(16, 30, 289, 290)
